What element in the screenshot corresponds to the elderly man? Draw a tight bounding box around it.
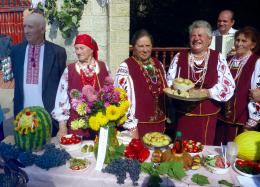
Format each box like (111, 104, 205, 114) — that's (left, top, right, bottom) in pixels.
(212, 10, 237, 36)
(11, 12, 67, 136)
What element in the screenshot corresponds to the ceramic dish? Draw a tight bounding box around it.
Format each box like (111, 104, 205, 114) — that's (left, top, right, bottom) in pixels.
(163, 88, 207, 101)
(59, 134, 82, 152)
(142, 132, 171, 149)
(66, 157, 91, 172)
(233, 163, 260, 178)
(204, 155, 230, 174)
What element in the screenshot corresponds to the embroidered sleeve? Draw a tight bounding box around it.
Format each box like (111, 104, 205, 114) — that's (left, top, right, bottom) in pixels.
(166, 53, 179, 87)
(51, 67, 70, 122)
(209, 53, 235, 101)
(248, 58, 260, 121)
(114, 62, 138, 129)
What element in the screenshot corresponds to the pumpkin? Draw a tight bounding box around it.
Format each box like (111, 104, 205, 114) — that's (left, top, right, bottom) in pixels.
(234, 131, 260, 161)
(13, 106, 52, 151)
(161, 150, 192, 170)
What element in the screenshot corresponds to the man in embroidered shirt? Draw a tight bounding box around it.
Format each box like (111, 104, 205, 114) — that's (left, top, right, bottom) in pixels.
(11, 12, 67, 136)
(212, 10, 237, 36)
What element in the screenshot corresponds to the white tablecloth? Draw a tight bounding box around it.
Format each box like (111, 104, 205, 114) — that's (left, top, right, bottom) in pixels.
(3, 136, 243, 187)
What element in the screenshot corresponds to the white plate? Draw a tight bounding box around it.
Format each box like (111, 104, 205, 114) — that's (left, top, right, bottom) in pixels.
(81, 141, 95, 157)
(66, 157, 91, 172)
(233, 163, 260, 178)
(188, 151, 203, 157)
(205, 155, 230, 174)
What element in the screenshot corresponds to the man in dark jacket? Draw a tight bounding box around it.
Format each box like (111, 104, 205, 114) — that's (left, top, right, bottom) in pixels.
(10, 12, 67, 136)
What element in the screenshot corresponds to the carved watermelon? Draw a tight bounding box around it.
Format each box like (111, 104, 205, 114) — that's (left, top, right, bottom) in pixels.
(13, 106, 52, 151)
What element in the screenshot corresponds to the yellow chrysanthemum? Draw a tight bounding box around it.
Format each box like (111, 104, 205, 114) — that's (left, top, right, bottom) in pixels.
(119, 115, 127, 125)
(106, 105, 121, 121)
(95, 112, 109, 127)
(115, 87, 127, 101)
(89, 116, 100, 131)
(71, 119, 86, 130)
(76, 103, 87, 116)
(120, 100, 130, 112)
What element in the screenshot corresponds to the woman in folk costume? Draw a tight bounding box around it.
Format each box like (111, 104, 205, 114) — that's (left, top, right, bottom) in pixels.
(114, 29, 167, 138)
(52, 34, 110, 140)
(216, 26, 260, 144)
(167, 20, 235, 145)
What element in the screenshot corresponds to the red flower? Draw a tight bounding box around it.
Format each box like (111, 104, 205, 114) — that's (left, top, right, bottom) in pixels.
(26, 111, 31, 116)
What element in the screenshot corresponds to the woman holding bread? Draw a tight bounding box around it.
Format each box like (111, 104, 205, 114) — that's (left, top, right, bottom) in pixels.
(167, 20, 235, 145)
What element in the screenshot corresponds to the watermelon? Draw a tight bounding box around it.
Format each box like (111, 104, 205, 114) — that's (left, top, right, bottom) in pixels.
(234, 131, 260, 161)
(13, 106, 52, 151)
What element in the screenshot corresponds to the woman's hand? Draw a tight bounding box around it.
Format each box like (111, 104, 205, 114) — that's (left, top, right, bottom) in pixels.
(129, 127, 139, 139)
(244, 119, 258, 131)
(57, 123, 68, 140)
(250, 89, 260, 102)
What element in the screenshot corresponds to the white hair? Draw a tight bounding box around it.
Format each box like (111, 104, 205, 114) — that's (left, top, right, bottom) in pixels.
(188, 20, 212, 38)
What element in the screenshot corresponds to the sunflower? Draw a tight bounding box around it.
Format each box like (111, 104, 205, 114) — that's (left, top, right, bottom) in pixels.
(89, 116, 100, 131)
(106, 105, 121, 121)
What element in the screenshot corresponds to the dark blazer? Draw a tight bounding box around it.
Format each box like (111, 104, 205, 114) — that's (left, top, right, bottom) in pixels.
(11, 40, 67, 119)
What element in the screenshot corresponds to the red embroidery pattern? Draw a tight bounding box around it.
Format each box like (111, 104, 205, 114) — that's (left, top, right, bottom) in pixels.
(26, 44, 42, 84)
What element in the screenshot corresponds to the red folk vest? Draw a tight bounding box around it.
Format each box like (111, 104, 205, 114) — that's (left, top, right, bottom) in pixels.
(219, 54, 259, 125)
(67, 61, 109, 137)
(125, 57, 167, 124)
(176, 49, 220, 116)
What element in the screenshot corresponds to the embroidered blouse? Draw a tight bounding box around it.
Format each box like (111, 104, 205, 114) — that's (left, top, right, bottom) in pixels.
(51, 61, 110, 123)
(166, 52, 235, 101)
(114, 61, 166, 130)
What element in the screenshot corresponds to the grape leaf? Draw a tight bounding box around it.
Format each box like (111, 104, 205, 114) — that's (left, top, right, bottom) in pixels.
(191, 174, 210, 186)
(218, 180, 233, 187)
(158, 161, 186, 180)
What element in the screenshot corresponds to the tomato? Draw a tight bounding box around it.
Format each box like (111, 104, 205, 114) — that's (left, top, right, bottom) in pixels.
(193, 147, 198, 152)
(71, 166, 80, 170)
(183, 140, 187, 145)
(236, 160, 245, 167)
(68, 139, 73, 144)
(74, 138, 81, 144)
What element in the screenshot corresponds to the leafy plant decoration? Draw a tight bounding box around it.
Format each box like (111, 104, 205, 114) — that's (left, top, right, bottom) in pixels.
(39, 0, 88, 39)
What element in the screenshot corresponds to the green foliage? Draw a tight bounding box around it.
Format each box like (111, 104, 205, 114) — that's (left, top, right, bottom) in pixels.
(141, 161, 186, 181)
(218, 180, 233, 187)
(191, 174, 210, 186)
(41, 0, 88, 39)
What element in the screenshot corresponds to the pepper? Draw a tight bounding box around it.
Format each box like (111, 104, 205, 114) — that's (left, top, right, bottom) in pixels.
(129, 138, 144, 152)
(138, 148, 150, 163)
(124, 145, 137, 159)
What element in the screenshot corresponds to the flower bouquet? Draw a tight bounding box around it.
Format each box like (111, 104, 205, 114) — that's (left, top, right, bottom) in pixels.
(69, 83, 130, 168)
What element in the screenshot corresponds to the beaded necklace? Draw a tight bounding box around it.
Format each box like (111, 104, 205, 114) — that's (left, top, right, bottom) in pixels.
(132, 57, 163, 98)
(77, 61, 97, 88)
(228, 53, 251, 81)
(132, 56, 165, 121)
(188, 49, 210, 88)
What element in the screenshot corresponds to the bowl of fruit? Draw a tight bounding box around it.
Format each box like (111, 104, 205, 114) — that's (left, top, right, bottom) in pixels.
(204, 155, 230, 174)
(183, 140, 203, 157)
(233, 159, 260, 177)
(59, 134, 82, 152)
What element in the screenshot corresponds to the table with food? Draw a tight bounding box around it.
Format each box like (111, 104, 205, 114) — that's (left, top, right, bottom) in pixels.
(1, 129, 260, 187)
(1, 85, 260, 187)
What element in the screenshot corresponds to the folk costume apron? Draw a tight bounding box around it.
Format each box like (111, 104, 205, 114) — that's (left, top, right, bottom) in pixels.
(174, 49, 220, 145)
(125, 57, 167, 137)
(67, 61, 109, 139)
(215, 54, 259, 145)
